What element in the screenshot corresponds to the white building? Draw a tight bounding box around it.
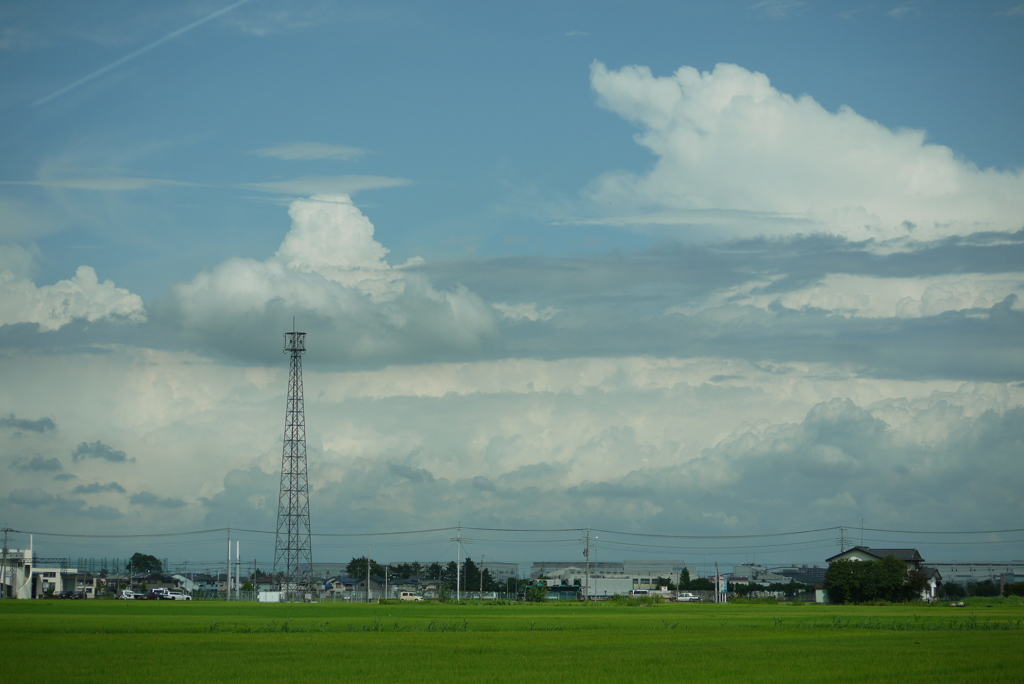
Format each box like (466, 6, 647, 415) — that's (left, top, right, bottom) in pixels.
(1, 542, 78, 599)
(928, 561, 1024, 586)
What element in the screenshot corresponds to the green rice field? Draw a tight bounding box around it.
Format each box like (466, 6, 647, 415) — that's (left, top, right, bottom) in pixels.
(2, 598, 1022, 683)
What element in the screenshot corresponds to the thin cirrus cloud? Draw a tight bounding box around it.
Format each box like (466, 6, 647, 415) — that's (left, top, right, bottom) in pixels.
(242, 175, 411, 196)
(0, 177, 195, 191)
(586, 61, 1024, 242)
(32, 0, 255, 106)
(251, 142, 368, 161)
(750, 0, 807, 18)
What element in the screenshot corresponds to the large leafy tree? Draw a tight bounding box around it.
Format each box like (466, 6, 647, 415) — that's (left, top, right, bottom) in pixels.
(824, 556, 926, 603)
(126, 553, 161, 574)
(346, 556, 386, 579)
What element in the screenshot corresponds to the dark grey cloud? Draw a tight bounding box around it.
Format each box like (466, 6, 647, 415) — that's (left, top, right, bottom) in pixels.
(11, 454, 63, 471)
(52, 472, 76, 481)
(8, 487, 55, 507)
(7, 487, 123, 519)
(74, 481, 126, 494)
(200, 466, 278, 528)
(388, 463, 435, 483)
(0, 413, 56, 433)
(129, 491, 186, 508)
(71, 440, 134, 463)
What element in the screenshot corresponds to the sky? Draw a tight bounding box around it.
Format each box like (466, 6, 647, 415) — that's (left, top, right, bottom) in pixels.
(1, 0, 1023, 574)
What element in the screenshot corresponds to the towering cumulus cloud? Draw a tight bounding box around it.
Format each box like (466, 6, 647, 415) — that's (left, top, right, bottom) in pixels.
(589, 62, 1024, 241)
(166, 195, 496, 363)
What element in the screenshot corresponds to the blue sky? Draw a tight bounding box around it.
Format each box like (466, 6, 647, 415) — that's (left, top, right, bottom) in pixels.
(1, 0, 1023, 571)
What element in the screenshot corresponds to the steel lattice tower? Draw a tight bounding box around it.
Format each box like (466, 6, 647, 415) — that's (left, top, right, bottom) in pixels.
(274, 324, 312, 597)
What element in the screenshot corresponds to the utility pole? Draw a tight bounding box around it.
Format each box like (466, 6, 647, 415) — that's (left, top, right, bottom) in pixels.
(715, 561, 720, 604)
(1, 528, 10, 600)
(366, 547, 371, 603)
(456, 525, 461, 602)
(479, 556, 484, 598)
(226, 528, 231, 601)
(840, 526, 846, 553)
(584, 528, 590, 602)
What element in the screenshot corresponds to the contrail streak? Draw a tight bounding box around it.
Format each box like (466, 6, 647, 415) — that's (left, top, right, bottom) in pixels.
(33, 0, 253, 107)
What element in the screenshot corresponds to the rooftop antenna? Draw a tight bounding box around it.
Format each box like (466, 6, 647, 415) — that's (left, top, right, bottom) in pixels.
(273, 320, 312, 600)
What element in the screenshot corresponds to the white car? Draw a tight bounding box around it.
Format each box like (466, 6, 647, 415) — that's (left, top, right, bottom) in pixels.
(675, 592, 700, 602)
(165, 591, 192, 601)
(399, 591, 424, 601)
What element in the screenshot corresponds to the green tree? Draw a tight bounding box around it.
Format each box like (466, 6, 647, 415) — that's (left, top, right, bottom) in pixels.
(481, 568, 500, 592)
(901, 570, 929, 601)
(346, 556, 385, 579)
(873, 555, 909, 602)
(826, 556, 927, 603)
(126, 553, 162, 574)
(824, 558, 860, 604)
(968, 579, 1000, 597)
(689, 577, 714, 591)
(462, 558, 480, 592)
(442, 561, 458, 587)
(524, 582, 548, 602)
(939, 582, 965, 598)
(680, 568, 691, 590)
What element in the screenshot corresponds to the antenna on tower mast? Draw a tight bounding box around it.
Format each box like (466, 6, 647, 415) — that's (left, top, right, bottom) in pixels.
(274, 321, 312, 600)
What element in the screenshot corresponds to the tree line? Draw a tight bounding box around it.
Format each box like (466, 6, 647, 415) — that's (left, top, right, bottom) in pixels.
(345, 557, 504, 592)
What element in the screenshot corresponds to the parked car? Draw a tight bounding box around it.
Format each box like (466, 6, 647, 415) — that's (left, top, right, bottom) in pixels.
(163, 591, 192, 601)
(675, 592, 700, 602)
(119, 589, 137, 600)
(399, 591, 423, 601)
(58, 590, 85, 599)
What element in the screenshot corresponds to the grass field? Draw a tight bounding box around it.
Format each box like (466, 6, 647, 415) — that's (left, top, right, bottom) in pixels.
(2, 599, 1022, 682)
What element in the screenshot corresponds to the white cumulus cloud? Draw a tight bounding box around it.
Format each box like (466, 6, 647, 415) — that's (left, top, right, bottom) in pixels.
(588, 62, 1024, 241)
(0, 265, 145, 331)
(166, 195, 496, 362)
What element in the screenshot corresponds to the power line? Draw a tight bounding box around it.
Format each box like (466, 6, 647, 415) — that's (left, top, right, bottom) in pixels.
(7, 524, 1022, 542)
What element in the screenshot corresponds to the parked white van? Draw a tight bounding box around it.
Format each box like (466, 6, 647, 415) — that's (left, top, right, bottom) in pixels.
(399, 591, 424, 601)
